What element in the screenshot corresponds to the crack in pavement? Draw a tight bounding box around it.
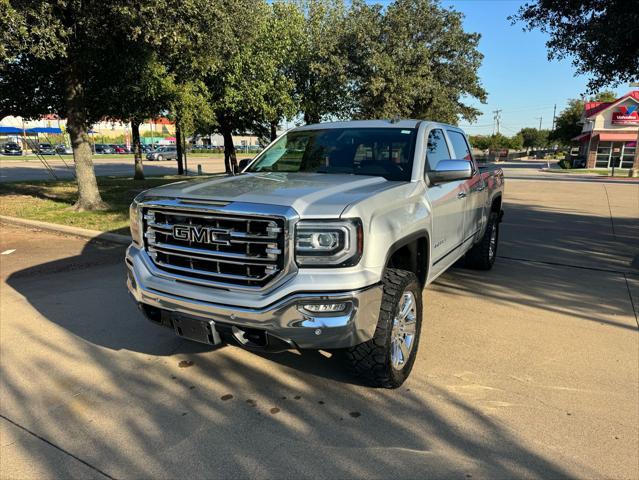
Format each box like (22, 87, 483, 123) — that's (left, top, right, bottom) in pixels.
(0, 414, 118, 480)
(497, 255, 636, 275)
(498, 255, 639, 325)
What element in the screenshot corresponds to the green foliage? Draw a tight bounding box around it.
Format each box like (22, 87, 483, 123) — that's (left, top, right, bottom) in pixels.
(2, 0, 489, 169)
(519, 128, 550, 149)
(293, 0, 351, 124)
(511, 0, 639, 92)
(469, 133, 522, 151)
(550, 99, 583, 146)
(344, 0, 486, 123)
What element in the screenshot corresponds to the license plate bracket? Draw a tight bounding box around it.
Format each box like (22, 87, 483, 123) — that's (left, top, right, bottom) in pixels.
(172, 314, 222, 345)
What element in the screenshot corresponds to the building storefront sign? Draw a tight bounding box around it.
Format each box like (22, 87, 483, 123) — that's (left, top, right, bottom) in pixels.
(611, 105, 639, 125)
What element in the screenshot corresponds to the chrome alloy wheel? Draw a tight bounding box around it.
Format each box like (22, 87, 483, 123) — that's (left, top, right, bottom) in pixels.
(391, 291, 417, 370)
(488, 223, 497, 260)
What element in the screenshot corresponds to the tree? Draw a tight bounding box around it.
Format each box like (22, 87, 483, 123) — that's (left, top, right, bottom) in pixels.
(519, 128, 550, 150)
(511, 0, 639, 92)
(344, 0, 487, 123)
(469, 133, 522, 151)
(0, 1, 129, 209)
(100, 44, 175, 180)
(550, 99, 583, 146)
(262, 1, 306, 140)
(293, 0, 352, 124)
(204, 0, 305, 173)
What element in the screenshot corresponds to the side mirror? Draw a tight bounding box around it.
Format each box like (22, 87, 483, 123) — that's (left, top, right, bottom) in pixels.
(238, 158, 251, 172)
(427, 159, 472, 184)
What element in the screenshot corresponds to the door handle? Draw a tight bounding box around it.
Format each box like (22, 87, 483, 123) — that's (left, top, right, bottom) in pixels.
(457, 192, 467, 199)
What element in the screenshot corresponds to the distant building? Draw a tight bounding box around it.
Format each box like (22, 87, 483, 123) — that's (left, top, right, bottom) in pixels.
(572, 91, 638, 170)
(0, 116, 176, 147)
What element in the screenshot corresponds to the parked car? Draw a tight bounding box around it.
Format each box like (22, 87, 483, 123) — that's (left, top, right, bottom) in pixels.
(3, 142, 22, 156)
(37, 143, 56, 155)
(55, 144, 73, 155)
(94, 144, 115, 154)
(113, 145, 127, 154)
(127, 119, 505, 388)
(146, 146, 178, 161)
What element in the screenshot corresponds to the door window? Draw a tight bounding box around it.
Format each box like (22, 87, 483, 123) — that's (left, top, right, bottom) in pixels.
(425, 129, 451, 171)
(447, 131, 472, 160)
(621, 141, 636, 168)
(596, 141, 611, 167)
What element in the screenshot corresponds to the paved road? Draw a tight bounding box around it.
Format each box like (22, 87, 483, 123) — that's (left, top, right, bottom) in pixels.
(1, 180, 638, 479)
(0, 156, 238, 182)
(494, 159, 639, 184)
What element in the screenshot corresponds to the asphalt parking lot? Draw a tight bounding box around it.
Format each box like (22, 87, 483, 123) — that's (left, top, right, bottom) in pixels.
(1, 175, 638, 479)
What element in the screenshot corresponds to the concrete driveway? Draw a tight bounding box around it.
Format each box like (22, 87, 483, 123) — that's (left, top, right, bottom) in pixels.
(1, 179, 637, 479)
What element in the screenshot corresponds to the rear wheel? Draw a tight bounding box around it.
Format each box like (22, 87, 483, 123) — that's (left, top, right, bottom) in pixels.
(345, 268, 422, 388)
(465, 211, 499, 270)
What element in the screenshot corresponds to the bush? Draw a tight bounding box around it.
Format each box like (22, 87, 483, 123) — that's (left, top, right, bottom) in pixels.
(558, 158, 572, 169)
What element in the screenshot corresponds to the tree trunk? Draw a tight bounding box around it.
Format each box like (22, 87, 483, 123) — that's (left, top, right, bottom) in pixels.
(221, 125, 237, 174)
(65, 63, 107, 211)
(131, 119, 144, 181)
(270, 120, 278, 141)
(175, 120, 184, 175)
(304, 111, 320, 125)
(182, 130, 188, 174)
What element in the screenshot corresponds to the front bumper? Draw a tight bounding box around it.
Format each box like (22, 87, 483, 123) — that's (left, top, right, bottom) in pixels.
(126, 251, 383, 350)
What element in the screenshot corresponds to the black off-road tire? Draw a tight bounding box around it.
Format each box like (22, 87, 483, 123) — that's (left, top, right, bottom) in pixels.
(345, 268, 422, 388)
(465, 211, 499, 270)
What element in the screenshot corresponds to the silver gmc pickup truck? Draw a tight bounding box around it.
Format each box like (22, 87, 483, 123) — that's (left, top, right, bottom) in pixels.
(126, 120, 504, 388)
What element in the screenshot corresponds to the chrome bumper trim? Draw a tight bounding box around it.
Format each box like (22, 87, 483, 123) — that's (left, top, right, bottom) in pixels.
(126, 257, 382, 349)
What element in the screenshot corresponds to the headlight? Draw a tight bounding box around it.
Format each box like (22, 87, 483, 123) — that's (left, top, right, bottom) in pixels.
(295, 219, 363, 267)
(129, 196, 144, 246)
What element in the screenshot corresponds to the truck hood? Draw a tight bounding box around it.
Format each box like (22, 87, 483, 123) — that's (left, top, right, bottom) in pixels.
(145, 172, 404, 217)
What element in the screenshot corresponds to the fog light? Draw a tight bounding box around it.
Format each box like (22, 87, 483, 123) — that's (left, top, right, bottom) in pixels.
(303, 303, 347, 313)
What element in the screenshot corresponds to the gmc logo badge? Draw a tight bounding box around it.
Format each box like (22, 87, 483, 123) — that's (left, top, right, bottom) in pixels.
(172, 225, 230, 245)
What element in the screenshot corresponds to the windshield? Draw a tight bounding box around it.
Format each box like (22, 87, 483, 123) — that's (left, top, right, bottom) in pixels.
(246, 127, 417, 181)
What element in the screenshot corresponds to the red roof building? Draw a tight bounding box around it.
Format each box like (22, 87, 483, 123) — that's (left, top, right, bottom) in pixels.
(573, 91, 638, 170)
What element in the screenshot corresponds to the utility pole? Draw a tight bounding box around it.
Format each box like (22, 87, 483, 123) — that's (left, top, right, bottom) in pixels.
(551, 104, 557, 130)
(536, 116, 542, 130)
(492, 109, 502, 135)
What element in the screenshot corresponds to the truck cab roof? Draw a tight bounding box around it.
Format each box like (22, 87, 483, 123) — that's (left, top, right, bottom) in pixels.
(294, 119, 464, 133)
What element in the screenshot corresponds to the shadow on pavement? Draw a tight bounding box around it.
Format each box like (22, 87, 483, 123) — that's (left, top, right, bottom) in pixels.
(4, 198, 638, 477)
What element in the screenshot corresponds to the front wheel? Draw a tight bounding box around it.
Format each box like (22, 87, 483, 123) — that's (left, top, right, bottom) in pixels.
(345, 269, 422, 388)
(156, 155, 163, 161)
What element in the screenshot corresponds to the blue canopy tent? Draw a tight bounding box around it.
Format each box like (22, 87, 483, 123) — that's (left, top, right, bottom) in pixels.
(0, 126, 24, 134)
(25, 127, 63, 134)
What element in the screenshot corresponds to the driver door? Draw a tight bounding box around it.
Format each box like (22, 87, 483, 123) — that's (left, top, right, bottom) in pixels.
(424, 128, 468, 277)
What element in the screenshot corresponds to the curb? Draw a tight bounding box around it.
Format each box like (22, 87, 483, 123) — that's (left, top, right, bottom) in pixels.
(0, 215, 131, 245)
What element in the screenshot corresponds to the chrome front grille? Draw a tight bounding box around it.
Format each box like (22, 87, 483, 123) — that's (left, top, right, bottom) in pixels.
(142, 205, 287, 289)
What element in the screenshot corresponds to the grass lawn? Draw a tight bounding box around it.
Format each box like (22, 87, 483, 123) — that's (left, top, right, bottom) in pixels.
(0, 175, 215, 235)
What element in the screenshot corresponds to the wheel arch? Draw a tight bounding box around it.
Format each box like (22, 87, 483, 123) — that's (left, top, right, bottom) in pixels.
(384, 230, 430, 286)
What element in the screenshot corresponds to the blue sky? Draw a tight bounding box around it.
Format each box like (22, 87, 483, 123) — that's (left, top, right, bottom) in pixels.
(374, 0, 632, 135)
